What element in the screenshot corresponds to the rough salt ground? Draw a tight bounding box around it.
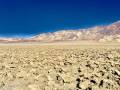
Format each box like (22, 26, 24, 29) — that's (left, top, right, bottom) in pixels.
(0, 45, 119, 90)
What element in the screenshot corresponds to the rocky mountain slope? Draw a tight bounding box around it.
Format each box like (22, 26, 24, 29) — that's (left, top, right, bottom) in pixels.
(1, 20, 120, 42)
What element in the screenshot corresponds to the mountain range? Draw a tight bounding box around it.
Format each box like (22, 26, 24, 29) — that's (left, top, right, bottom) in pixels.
(1, 20, 120, 43)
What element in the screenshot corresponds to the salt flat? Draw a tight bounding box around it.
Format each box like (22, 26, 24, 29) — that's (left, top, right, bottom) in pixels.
(0, 42, 120, 90)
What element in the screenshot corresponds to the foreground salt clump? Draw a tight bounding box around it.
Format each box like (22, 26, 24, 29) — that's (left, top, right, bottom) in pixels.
(0, 45, 120, 90)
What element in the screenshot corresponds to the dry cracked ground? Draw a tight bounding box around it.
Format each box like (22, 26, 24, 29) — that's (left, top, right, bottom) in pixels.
(0, 45, 120, 90)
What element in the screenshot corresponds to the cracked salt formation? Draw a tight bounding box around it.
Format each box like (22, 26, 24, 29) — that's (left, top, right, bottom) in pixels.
(0, 45, 119, 90)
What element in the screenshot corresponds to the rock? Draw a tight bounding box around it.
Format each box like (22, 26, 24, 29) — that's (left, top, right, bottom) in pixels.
(28, 84, 39, 90)
(114, 70, 120, 77)
(80, 80, 90, 89)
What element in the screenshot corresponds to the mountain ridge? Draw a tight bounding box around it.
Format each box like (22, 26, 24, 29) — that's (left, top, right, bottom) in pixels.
(1, 20, 120, 43)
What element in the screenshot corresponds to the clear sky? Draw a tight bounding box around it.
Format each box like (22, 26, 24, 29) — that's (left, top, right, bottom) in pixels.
(0, 0, 120, 37)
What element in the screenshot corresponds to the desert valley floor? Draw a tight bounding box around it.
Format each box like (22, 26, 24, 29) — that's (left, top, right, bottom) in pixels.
(0, 42, 120, 90)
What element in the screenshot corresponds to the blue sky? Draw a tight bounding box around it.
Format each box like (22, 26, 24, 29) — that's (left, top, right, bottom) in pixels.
(0, 0, 120, 37)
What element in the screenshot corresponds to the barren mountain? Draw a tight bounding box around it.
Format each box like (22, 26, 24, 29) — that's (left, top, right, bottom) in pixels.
(30, 20, 120, 42)
(1, 20, 120, 43)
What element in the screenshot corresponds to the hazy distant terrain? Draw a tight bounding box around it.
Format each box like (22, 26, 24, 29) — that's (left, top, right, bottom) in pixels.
(1, 20, 120, 43)
(0, 44, 120, 90)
